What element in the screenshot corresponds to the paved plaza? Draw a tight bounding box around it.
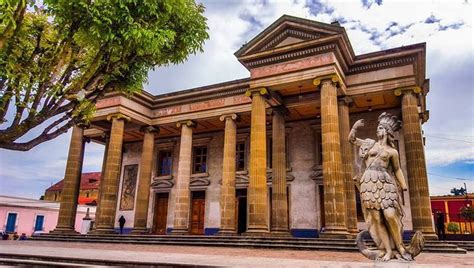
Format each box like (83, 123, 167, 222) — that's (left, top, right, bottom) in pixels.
(1, 240, 472, 267)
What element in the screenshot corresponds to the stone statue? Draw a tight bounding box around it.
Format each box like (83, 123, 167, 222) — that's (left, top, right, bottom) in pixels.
(349, 112, 424, 261)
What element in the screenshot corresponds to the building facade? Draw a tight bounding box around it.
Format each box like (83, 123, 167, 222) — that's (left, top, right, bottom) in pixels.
(431, 194, 473, 235)
(0, 195, 95, 236)
(44, 172, 101, 205)
(53, 16, 435, 238)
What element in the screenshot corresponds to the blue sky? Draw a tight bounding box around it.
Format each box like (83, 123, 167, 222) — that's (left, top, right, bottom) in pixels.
(0, 0, 472, 198)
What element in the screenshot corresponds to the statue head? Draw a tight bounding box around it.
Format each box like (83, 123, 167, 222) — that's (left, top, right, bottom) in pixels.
(377, 112, 401, 147)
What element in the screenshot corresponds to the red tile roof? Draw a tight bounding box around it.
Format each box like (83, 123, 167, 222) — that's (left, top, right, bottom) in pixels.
(46, 172, 101, 192)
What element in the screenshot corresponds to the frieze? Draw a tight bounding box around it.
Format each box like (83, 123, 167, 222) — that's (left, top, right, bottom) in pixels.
(153, 94, 251, 118)
(251, 53, 334, 79)
(95, 96, 121, 109)
(189, 98, 225, 111)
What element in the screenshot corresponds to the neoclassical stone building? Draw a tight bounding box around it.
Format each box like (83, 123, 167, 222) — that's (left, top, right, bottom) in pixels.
(53, 15, 435, 238)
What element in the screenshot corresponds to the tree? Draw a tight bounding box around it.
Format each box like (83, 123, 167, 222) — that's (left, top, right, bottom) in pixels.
(450, 187, 467, 196)
(0, 0, 208, 151)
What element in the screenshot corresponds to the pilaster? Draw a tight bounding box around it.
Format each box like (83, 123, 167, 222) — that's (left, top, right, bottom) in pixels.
(52, 124, 87, 234)
(132, 126, 159, 234)
(171, 120, 196, 234)
(396, 87, 436, 238)
(94, 114, 130, 234)
(244, 88, 270, 235)
(313, 76, 349, 238)
(218, 114, 239, 235)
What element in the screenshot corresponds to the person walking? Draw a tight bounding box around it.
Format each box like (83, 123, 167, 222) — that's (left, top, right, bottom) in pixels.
(118, 215, 126, 234)
(436, 210, 446, 240)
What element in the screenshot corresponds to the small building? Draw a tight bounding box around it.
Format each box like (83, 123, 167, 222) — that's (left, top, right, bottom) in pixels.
(44, 172, 101, 205)
(0, 195, 95, 236)
(52, 15, 435, 238)
(431, 194, 473, 234)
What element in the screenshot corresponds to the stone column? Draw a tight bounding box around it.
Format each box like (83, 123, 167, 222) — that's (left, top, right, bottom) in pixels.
(171, 120, 195, 234)
(132, 126, 159, 234)
(94, 114, 129, 234)
(271, 108, 289, 235)
(93, 132, 109, 231)
(52, 125, 86, 233)
(244, 88, 270, 235)
(338, 98, 358, 235)
(396, 88, 436, 238)
(219, 114, 238, 235)
(313, 76, 349, 238)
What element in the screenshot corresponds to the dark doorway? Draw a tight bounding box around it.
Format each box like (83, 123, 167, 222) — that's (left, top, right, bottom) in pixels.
(236, 189, 247, 234)
(191, 191, 206, 235)
(319, 185, 325, 228)
(152, 192, 169, 235)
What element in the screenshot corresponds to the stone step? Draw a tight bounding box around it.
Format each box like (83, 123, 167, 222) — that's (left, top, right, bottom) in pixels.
(31, 234, 467, 254)
(0, 253, 203, 267)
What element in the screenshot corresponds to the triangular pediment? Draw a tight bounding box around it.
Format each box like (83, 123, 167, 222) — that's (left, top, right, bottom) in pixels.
(235, 15, 344, 58)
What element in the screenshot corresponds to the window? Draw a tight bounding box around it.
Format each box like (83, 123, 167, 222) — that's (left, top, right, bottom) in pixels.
(236, 142, 246, 171)
(34, 215, 44, 232)
(193, 146, 208, 173)
(6, 213, 17, 233)
(157, 150, 173, 176)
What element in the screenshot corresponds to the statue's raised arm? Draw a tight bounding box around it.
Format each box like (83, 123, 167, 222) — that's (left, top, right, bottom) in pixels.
(349, 119, 366, 146)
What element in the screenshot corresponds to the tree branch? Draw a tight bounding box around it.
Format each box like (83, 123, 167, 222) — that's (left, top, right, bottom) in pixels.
(0, 119, 75, 151)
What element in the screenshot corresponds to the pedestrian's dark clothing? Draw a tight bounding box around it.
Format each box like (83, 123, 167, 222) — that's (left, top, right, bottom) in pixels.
(18, 233, 27, 240)
(1, 233, 8, 240)
(118, 216, 126, 234)
(436, 212, 446, 240)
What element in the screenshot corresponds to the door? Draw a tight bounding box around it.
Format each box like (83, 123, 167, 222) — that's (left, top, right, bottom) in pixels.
(152, 193, 169, 235)
(236, 189, 247, 234)
(6, 213, 17, 233)
(34, 215, 44, 232)
(190, 191, 205, 235)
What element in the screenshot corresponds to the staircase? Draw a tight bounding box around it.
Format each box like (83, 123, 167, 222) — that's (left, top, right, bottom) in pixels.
(31, 233, 467, 254)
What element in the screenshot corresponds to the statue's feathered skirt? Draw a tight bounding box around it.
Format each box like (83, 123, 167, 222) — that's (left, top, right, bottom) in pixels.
(360, 166, 402, 213)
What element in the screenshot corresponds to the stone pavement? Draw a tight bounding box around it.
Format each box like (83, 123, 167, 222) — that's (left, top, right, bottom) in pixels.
(1, 240, 472, 267)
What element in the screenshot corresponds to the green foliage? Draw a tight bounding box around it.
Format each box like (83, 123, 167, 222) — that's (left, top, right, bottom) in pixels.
(450, 187, 467, 196)
(0, 0, 209, 150)
(447, 222, 460, 234)
(460, 205, 474, 220)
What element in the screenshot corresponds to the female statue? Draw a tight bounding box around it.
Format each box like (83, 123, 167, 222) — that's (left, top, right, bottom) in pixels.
(349, 112, 423, 261)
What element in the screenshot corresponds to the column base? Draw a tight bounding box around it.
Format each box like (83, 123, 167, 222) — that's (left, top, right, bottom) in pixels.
(170, 228, 189, 235)
(242, 227, 270, 236)
(269, 230, 291, 237)
(217, 229, 238, 236)
(50, 227, 79, 235)
(92, 227, 118, 234)
(319, 227, 351, 239)
(130, 227, 150, 235)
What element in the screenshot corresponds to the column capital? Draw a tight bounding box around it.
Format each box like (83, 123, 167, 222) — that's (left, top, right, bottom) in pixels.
(270, 106, 290, 117)
(75, 122, 91, 129)
(140, 125, 159, 134)
(176, 120, 196, 128)
(106, 113, 131, 122)
(337, 96, 353, 106)
(394, 86, 422, 96)
(313, 74, 342, 88)
(245, 87, 269, 98)
(219, 113, 239, 122)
